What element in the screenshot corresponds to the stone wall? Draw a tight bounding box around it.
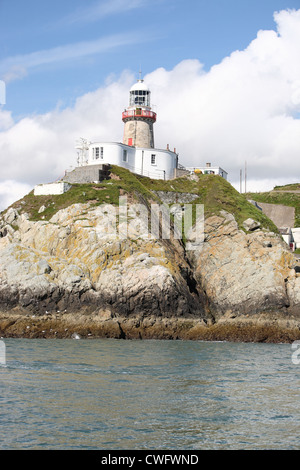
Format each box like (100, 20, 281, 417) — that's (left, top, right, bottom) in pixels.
(123, 119, 154, 148)
(63, 164, 110, 184)
(258, 202, 295, 228)
(173, 168, 190, 178)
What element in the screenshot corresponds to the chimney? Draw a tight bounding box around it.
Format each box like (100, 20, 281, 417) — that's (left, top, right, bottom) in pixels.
(206, 162, 211, 167)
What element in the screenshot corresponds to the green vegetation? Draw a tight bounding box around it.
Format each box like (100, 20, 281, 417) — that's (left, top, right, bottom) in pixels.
(8, 183, 120, 222)
(4, 166, 160, 222)
(2, 165, 278, 232)
(273, 183, 300, 191)
(136, 172, 278, 232)
(246, 185, 300, 227)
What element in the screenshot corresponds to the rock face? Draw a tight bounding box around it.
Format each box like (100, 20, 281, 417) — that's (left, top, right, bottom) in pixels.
(0, 201, 299, 342)
(188, 211, 296, 318)
(0, 203, 204, 317)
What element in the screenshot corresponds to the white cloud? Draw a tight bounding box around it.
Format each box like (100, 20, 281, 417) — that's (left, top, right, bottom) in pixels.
(0, 80, 5, 105)
(0, 71, 133, 209)
(0, 180, 32, 211)
(145, 9, 300, 190)
(1, 8, 300, 211)
(0, 109, 13, 130)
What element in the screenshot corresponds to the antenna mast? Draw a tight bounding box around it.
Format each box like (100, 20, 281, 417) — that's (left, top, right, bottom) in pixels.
(75, 137, 90, 166)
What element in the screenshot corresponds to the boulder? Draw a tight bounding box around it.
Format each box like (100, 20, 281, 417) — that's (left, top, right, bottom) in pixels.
(243, 218, 261, 231)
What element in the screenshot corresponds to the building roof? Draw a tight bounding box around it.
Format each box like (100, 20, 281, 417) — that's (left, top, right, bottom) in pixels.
(130, 79, 150, 93)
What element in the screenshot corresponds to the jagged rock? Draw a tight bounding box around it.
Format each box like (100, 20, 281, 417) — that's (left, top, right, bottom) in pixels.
(286, 275, 300, 313)
(0, 201, 299, 341)
(37, 260, 52, 274)
(243, 218, 261, 231)
(0, 203, 204, 319)
(3, 208, 18, 225)
(187, 211, 295, 319)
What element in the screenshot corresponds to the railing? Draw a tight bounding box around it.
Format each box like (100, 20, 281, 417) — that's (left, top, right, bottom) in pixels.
(122, 109, 157, 122)
(123, 162, 173, 180)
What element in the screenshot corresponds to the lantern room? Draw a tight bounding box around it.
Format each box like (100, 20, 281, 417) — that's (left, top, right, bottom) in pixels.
(129, 79, 151, 108)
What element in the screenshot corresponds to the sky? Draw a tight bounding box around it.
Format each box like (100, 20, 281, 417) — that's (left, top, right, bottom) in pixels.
(0, 0, 300, 210)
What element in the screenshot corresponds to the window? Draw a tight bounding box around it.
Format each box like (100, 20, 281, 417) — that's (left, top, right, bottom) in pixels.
(92, 147, 103, 160)
(123, 150, 127, 162)
(130, 90, 150, 107)
(151, 154, 156, 165)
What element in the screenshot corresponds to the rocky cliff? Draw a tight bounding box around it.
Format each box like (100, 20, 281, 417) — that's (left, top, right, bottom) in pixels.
(0, 168, 299, 342)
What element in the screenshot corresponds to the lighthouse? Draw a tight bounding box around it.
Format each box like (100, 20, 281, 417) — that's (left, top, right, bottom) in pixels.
(70, 76, 181, 181)
(122, 78, 156, 148)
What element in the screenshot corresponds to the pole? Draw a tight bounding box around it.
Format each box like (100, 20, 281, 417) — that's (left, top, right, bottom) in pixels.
(240, 169, 242, 193)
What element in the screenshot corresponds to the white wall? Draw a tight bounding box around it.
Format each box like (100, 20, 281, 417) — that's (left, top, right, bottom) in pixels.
(282, 234, 293, 245)
(34, 182, 71, 196)
(186, 167, 228, 179)
(88, 142, 135, 169)
(135, 148, 177, 180)
(292, 228, 300, 249)
(87, 142, 177, 180)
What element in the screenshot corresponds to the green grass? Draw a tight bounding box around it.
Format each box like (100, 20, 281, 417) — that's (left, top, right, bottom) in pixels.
(8, 183, 121, 221)
(1, 166, 278, 232)
(246, 188, 300, 227)
(273, 183, 300, 191)
(127, 170, 277, 232)
(193, 174, 278, 232)
(4, 166, 159, 222)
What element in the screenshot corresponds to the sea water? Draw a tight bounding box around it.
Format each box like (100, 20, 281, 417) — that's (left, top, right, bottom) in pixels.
(0, 338, 299, 450)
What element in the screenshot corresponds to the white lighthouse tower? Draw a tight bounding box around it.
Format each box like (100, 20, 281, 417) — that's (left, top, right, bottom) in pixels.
(122, 77, 156, 148)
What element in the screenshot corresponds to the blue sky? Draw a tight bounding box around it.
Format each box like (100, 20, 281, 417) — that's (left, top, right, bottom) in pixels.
(1, 0, 300, 118)
(0, 0, 300, 209)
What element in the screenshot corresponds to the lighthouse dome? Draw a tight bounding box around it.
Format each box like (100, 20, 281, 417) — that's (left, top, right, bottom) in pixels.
(130, 79, 150, 93)
(129, 79, 151, 107)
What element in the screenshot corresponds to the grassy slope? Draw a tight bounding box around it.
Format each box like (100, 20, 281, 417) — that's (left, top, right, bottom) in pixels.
(2, 165, 277, 233)
(274, 183, 300, 191)
(6, 166, 158, 222)
(246, 183, 300, 227)
(138, 171, 278, 232)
